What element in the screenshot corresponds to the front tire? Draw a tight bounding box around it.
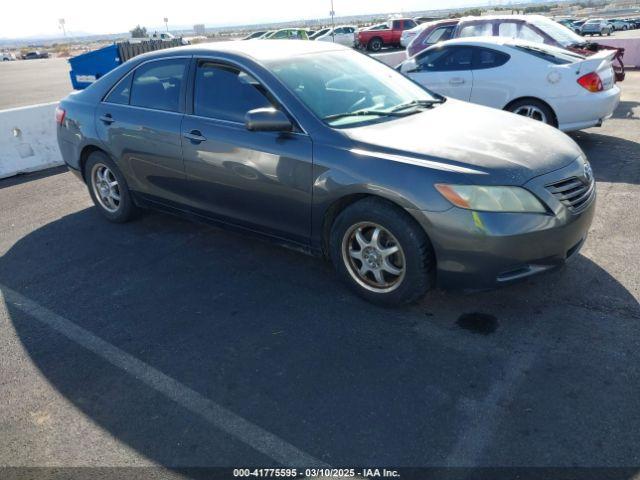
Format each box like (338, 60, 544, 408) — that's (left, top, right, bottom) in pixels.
(329, 198, 435, 306)
(85, 151, 138, 223)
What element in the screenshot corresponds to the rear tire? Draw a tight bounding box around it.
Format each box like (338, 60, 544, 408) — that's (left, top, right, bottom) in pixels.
(506, 98, 556, 127)
(329, 198, 435, 306)
(84, 151, 138, 223)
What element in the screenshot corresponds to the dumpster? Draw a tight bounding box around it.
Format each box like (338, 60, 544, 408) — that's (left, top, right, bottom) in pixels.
(68, 38, 185, 90)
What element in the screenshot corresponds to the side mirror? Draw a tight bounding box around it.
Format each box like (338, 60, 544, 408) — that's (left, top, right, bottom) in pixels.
(245, 108, 293, 133)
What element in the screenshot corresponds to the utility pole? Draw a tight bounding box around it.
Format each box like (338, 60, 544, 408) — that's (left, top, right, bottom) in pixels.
(330, 0, 336, 42)
(164, 17, 169, 32)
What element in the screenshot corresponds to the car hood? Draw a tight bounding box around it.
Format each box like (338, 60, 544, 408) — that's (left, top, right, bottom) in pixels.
(340, 99, 583, 185)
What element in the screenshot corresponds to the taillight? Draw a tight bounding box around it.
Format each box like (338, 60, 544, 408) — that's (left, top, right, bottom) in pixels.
(577, 72, 603, 92)
(55, 106, 66, 125)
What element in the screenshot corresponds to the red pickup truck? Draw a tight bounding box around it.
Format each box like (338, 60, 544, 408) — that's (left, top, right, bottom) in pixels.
(357, 18, 418, 52)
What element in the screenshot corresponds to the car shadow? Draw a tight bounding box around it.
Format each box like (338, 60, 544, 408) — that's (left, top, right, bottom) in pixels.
(570, 130, 640, 185)
(610, 100, 639, 121)
(1, 207, 639, 469)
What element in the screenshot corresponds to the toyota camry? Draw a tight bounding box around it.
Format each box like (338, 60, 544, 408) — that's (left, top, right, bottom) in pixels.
(56, 40, 596, 305)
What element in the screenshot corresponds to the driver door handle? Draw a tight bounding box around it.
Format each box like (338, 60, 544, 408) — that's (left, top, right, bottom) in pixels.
(99, 114, 114, 125)
(449, 77, 466, 85)
(184, 130, 206, 143)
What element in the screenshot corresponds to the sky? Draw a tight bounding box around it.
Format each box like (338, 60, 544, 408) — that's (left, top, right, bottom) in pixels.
(1, 0, 486, 38)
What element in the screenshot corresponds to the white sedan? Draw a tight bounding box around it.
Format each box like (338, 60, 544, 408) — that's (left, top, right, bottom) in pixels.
(313, 26, 357, 47)
(399, 37, 620, 131)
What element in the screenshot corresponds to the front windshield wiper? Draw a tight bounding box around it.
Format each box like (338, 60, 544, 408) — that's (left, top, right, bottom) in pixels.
(390, 99, 445, 113)
(323, 110, 410, 121)
(323, 99, 445, 122)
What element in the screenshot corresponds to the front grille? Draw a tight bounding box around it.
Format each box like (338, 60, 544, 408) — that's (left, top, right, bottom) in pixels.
(546, 175, 595, 212)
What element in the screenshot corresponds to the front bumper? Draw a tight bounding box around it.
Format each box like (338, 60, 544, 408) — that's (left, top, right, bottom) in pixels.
(411, 159, 596, 290)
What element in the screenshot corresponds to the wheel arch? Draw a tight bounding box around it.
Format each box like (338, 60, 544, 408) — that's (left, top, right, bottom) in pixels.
(78, 144, 108, 181)
(503, 96, 558, 127)
(320, 193, 435, 264)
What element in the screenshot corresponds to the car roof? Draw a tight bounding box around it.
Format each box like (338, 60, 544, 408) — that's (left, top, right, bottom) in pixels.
(427, 36, 575, 54)
(458, 14, 547, 22)
(136, 39, 347, 63)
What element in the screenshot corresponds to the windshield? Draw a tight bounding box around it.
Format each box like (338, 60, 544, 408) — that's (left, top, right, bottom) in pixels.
(267, 50, 439, 127)
(529, 16, 584, 46)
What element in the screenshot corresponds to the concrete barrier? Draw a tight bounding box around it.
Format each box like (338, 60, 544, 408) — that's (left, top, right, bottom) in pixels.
(0, 102, 62, 180)
(596, 38, 640, 68)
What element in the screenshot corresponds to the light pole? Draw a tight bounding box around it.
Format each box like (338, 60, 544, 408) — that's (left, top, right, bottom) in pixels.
(330, 0, 336, 42)
(58, 18, 66, 37)
(164, 17, 169, 32)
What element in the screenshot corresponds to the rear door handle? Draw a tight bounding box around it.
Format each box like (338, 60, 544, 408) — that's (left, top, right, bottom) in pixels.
(184, 130, 206, 143)
(99, 114, 114, 125)
(449, 77, 465, 85)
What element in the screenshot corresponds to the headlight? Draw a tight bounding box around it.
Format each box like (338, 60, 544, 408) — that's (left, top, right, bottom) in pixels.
(435, 184, 547, 213)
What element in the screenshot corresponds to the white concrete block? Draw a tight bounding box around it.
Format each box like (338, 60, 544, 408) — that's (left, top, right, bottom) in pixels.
(0, 102, 63, 180)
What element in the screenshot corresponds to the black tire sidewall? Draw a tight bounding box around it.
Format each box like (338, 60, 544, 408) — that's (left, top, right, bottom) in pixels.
(84, 152, 136, 223)
(369, 39, 382, 52)
(329, 199, 433, 306)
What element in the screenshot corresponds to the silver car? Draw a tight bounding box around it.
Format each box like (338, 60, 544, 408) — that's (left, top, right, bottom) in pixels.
(581, 19, 613, 36)
(56, 41, 595, 305)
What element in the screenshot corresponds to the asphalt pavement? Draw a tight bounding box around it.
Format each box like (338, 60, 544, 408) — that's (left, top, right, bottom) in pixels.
(0, 58, 72, 109)
(0, 73, 638, 475)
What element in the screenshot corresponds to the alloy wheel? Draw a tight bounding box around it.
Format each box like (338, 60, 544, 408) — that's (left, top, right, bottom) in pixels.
(91, 163, 121, 213)
(513, 105, 548, 124)
(341, 222, 406, 293)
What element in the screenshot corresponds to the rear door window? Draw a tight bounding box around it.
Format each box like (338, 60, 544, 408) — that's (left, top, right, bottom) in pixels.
(193, 61, 275, 123)
(498, 22, 519, 38)
(458, 22, 493, 37)
(129, 59, 187, 112)
(518, 25, 545, 43)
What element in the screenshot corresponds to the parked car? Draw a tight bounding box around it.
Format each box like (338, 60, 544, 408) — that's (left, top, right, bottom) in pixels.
(399, 37, 620, 131)
(571, 19, 587, 33)
(267, 29, 309, 40)
(22, 51, 49, 60)
(56, 40, 596, 305)
(581, 18, 613, 36)
(409, 15, 625, 81)
(357, 18, 418, 51)
(313, 25, 357, 46)
(309, 28, 331, 40)
(608, 19, 630, 30)
(401, 22, 429, 48)
(242, 31, 268, 40)
(407, 19, 459, 57)
(1, 51, 16, 61)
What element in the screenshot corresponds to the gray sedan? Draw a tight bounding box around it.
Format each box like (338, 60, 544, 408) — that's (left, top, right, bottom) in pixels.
(56, 40, 595, 305)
